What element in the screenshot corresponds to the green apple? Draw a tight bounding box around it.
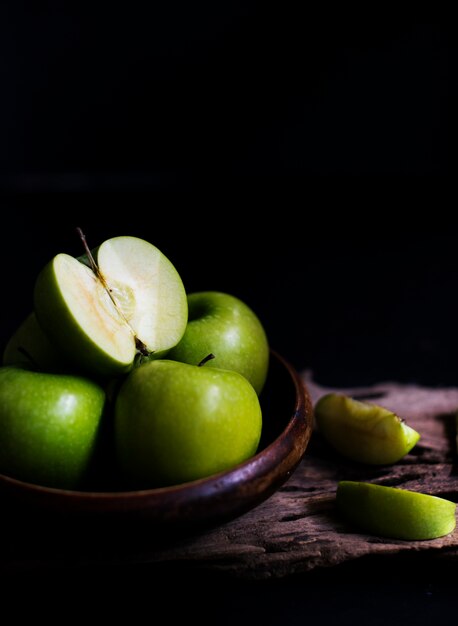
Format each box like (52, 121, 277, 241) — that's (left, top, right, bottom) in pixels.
(337, 481, 456, 540)
(167, 291, 269, 394)
(0, 365, 106, 489)
(3, 312, 68, 372)
(114, 359, 263, 487)
(34, 235, 188, 378)
(314, 393, 420, 464)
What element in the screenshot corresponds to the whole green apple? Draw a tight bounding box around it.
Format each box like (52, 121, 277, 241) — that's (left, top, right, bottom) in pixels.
(114, 359, 263, 487)
(34, 235, 188, 378)
(167, 291, 269, 394)
(0, 366, 106, 489)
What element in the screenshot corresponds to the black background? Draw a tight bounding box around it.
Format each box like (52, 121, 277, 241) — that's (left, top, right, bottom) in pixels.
(0, 4, 454, 622)
(1, 193, 457, 389)
(0, 5, 452, 387)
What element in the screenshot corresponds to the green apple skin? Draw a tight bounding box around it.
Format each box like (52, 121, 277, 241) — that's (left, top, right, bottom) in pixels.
(0, 366, 106, 489)
(315, 393, 420, 465)
(114, 359, 263, 487)
(337, 481, 456, 540)
(167, 291, 269, 395)
(2, 313, 69, 373)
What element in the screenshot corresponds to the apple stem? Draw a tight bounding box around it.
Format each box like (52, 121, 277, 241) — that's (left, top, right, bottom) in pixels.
(135, 337, 150, 356)
(76, 228, 114, 297)
(76, 227, 100, 277)
(198, 353, 215, 367)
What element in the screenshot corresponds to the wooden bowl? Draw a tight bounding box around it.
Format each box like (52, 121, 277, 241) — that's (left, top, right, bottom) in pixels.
(0, 351, 313, 529)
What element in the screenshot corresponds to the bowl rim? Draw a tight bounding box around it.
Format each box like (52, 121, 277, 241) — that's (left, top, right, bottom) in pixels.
(0, 350, 313, 517)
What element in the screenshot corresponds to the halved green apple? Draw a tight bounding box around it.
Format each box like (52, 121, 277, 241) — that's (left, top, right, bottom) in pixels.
(314, 393, 420, 464)
(337, 481, 456, 540)
(33, 236, 188, 377)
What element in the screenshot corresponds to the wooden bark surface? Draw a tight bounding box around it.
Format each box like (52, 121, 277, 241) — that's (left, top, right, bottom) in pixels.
(132, 374, 458, 579)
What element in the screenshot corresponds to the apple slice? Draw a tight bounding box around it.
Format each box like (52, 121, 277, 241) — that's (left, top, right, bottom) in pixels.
(337, 481, 456, 540)
(34, 236, 188, 377)
(314, 393, 420, 464)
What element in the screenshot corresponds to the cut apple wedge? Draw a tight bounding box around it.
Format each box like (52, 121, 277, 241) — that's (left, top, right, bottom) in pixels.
(315, 393, 420, 465)
(337, 481, 456, 540)
(34, 236, 188, 377)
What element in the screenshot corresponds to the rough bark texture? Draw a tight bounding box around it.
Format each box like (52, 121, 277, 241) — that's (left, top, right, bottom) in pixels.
(129, 374, 458, 579)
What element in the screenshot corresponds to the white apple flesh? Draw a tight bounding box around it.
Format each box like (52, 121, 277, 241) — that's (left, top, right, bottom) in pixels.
(34, 236, 188, 377)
